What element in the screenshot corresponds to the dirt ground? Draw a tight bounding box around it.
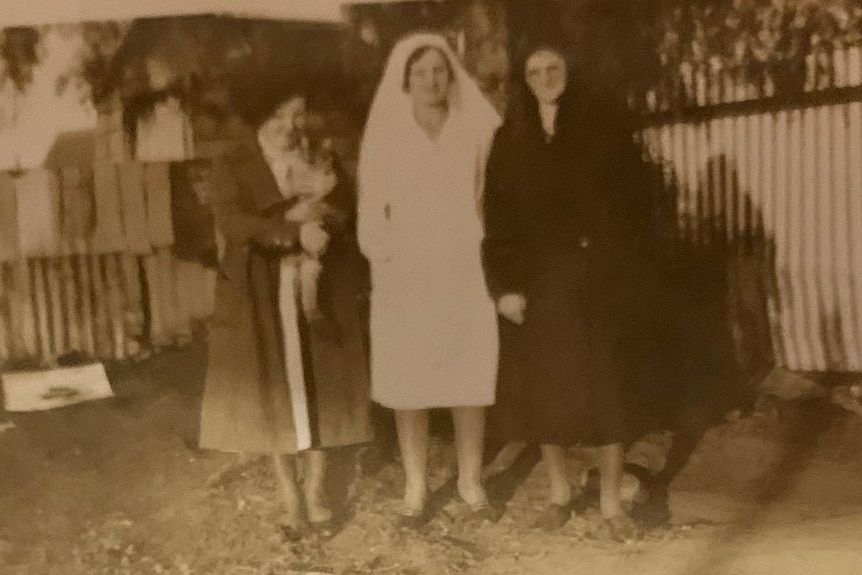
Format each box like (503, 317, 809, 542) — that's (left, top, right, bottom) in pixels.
(2, 339, 862, 575)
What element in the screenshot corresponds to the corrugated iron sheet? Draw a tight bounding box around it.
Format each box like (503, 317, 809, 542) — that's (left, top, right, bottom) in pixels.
(642, 101, 862, 372)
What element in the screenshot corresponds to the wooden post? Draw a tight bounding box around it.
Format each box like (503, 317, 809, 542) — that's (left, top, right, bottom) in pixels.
(834, 43, 847, 89)
(0, 263, 9, 364)
(144, 253, 166, 348)
(120, 254, 144, 341)
(173, 259, 194, 343)
(118, 163, 151, 254)
(47, 257, 64, 359)
(90, 253, 113, 358)
(104, 253, 126, 360)
(804, 52, 816, 93)
(92, 162, 125, 254)
(77, 253, 96, 357)
(184, 262, 203, 320)
(16, 259, 39, 360)
(159, 248, 179, 344)
(33, 258, 52, 363)
(847, 45, 862, 87)
(144, 163, 175, 248)
(0, 172, 17, 364)
(58, 166, 87, 356)
(60, 255, 80, 353)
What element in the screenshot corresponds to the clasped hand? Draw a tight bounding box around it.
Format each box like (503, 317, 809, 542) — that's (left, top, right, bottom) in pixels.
(497, 293, 526, 325)
(252, 221, 330, 257)
(299, 222, 330, 257)
(253, 221, 297, 252)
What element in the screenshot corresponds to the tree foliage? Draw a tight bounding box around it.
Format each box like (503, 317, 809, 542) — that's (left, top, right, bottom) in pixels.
(653, 0, 862, 98)
(3, 1, 861, 115)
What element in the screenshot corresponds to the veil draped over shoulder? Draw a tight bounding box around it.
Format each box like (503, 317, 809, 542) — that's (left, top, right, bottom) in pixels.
(356, 32, 501, 263)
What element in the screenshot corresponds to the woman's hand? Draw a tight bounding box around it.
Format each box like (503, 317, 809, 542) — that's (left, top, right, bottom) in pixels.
(294, 170, 337, 199)
(252, 221, 298, 252)
(300, 222, 331, 257)
(497, 293, 526, 325)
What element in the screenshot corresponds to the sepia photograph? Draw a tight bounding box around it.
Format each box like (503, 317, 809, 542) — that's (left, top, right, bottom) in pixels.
(1, 1, 862, 573)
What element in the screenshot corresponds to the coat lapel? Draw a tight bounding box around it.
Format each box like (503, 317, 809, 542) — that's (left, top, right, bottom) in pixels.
(233, 142, 286, 214)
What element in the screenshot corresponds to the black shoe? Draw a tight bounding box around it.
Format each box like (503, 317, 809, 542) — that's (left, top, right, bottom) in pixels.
(278, 522, 310, 543)
(465, 500, 504, 524)
(532, 503, 573, 531)
(396, 504, 431, 530)
(630, 490, 671, 530)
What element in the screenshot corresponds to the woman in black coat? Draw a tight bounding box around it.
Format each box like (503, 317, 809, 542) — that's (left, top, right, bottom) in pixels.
(482, 39, 649, 541)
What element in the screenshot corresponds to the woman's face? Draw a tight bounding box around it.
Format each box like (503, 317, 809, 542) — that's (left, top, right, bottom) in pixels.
(525, 49, 567, 105)
(406, 48, 452, 108)
(261, 95, 307, 149)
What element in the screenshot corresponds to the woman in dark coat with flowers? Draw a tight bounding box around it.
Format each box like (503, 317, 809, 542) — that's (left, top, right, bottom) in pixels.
(482, 38, 650, 541)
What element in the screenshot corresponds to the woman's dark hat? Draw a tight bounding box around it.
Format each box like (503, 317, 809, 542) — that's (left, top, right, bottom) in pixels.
(514, 26, 571, 69)
(229, 75, 309, 128)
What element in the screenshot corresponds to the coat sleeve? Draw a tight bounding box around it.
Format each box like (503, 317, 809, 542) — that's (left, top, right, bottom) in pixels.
(356, 137, 392, 264)
(481, 129, 530, 299)
(209, 158, 298, 247)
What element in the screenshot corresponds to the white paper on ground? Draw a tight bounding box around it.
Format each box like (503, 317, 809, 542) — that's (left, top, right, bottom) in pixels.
(2, 363, 114, 412)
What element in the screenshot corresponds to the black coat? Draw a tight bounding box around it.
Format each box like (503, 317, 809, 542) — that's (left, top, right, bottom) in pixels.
(481, 84, 653, 446)
(482, 85, 651, 308)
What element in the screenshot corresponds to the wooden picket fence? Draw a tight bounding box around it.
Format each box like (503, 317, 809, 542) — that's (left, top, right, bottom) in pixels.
(0, 252, 216, 366)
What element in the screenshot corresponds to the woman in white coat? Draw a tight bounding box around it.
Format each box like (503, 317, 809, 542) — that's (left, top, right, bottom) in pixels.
(357, 33, 501, 526)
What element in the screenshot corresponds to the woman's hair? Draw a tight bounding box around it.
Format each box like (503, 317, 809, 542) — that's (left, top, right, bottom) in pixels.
(514, 30, 571, 93)
(502, 35, 574, 141)
(401, 45, 455, 92)
(500, 31, 634, 155)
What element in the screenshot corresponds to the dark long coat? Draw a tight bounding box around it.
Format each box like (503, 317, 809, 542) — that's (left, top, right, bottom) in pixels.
(482, 84, 652, 447)
(199, 141, 373, 454)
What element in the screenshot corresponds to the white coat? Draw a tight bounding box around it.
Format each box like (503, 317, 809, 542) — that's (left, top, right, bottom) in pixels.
(357, 33, 501, 409)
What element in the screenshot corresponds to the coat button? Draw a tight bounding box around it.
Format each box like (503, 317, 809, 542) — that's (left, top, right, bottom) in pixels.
(579, 235, 591, 249)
